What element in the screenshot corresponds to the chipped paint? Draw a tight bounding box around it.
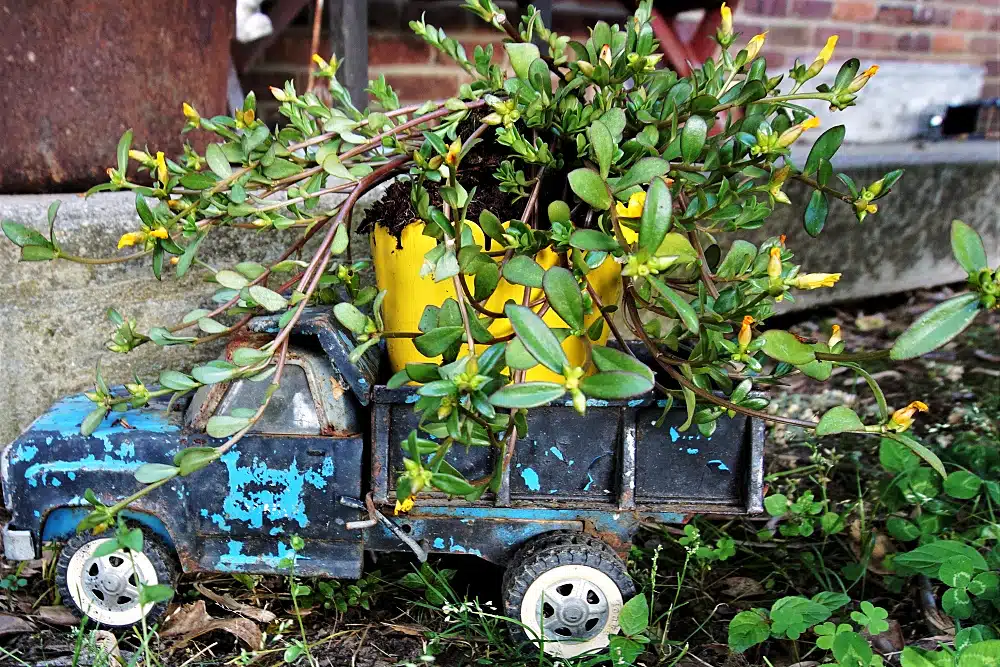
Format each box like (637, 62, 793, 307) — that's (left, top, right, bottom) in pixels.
(24, 453, 145, 488)
(219, 450, 331, 529)
(669, 427, 680, 442)
(32, 394, 178, 440)
(520, 467, 540, 491)
(548, 446, 564, 461)
(583, 473, 594, 491)
(433, 537, 445, 549)
(216, 539, 304, 571)
(708, 460, 730, 472)
(10, 444, 38, 464)
(686, 448, 699, 455)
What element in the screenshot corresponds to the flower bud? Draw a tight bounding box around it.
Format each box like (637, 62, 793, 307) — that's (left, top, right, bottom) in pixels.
(887, 400, 928, 433)
(738, 315, 753, 351)
(846, 65, 878, 93)
(767, 246, 782, 281)
(182, 102, 200, 124)
(745, 33, 767, 63)
(804, 35, 837, 79)
(791, 272, 841, 289)
(155, 151, 169, 186)
(718, 3, 733, 43)
(828, 324, 842, 347)
(777, 116, 820, 148)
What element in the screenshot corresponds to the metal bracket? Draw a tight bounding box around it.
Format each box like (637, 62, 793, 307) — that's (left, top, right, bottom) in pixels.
(339, 495, 427, 562)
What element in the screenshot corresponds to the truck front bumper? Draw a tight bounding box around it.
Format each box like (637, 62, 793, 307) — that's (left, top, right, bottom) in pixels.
(2, 524, 35, 561)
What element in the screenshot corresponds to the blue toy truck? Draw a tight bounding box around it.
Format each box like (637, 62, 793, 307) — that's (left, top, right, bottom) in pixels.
(1, 308, 763, 658)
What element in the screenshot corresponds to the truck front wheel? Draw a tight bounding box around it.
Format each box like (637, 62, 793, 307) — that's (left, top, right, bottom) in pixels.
(56, 530, 176, 628)
(502, 533, 636, 658)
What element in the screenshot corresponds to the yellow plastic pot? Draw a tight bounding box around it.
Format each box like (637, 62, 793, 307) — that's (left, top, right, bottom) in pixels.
(371, 221, 623, 383)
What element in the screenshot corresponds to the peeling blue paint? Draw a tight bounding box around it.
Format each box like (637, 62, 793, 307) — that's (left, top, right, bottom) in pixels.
(583, 473, 594, 491)
(433, 537, 445, 549)
(669, 427, 679, 442)
(548, 446, 564, 461)
(520, 467, 540, 491)
(25, 454, 144, 488)
(219, 450, 330, 529)
(216, 539, 304, 571)
(321, 457, 335, 476)
(628, 399, 644, 407)
(210, 513, 232, 531)
(269, 526, 285, 536)
(67, 472, 76, 481)
(708, 460, 730, 472)
(405, 394, 420, 404)
(445, 537, 482, 557)
(10, 444, 38, 464)
(32, 394, 179, 440)
(686, 448, 699, 455)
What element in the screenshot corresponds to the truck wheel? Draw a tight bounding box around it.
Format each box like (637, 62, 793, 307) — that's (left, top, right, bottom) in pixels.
(502, 533, 636, 658)
(56, 530, 176, 628)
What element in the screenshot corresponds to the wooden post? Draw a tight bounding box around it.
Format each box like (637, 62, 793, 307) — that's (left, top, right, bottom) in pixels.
(328, 0, 369, 109)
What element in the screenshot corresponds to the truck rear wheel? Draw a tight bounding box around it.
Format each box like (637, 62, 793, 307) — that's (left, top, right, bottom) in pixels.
(56, 530, 176, 628)
(502, 533, 635, 658)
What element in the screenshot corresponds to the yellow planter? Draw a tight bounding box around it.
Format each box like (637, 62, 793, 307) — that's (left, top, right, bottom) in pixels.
(371, 221, 623, 382)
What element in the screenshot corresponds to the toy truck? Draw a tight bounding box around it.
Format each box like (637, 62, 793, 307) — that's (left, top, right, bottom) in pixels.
(1, 308, 763, 657)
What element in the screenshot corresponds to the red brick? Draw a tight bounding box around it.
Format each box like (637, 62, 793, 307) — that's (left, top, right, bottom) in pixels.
(378, 71, 461, 102)
(991, 13, 1000, 30)
(858, 30, 898, 49)
(988, 60, 1000, 76)
(814, 27, 855, 48)
(742, 0, 789, 15)
(733, 21, 767, 37)
(970, 36, 999, 55)
(896, 32, 931, 51)
(833, 0, 877, 20)
(981, 79, 1000, 97)
(673, 19, 700, 42)
(368, 34, 432, 67)
(793, 0, 834, 17)
(767, 25, 812, 46)
(951, 8, 988, 29)
(761, 49, 788, 67)
(912, 6, 951, 25)
(932, 32, 966, 52)
(877, 5, 915, 24)
(978, 0, 999, 9)
(264, 31, 331, 66)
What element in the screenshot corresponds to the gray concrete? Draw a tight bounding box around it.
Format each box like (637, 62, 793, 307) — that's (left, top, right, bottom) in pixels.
(1, 157, 997, 443)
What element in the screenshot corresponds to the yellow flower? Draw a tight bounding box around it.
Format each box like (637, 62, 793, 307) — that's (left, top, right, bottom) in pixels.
(745, 32, 767, 62)
(445, 138, 462, 167)
(600, 44, 612, 67)
(792, 272, 841, 289)
(615, 191, 646, 218)
(182, 102, 200, 124)
(828, 324, 842, 347)
(817, 35, 838, 67)
(738, 315, 753, 351)
(777, 116, 820, 148)
(128, 149, 150, 164)
(149, 228, 168, 240)
(767, 246, 782, 280)
(719, 3, 733, 41)
(169, 256, 179, 265)
(117, 231, 147, 249)
(394, 496, 415, 515)
(312, 54, 328, 69)
(847, 64, 879, 93)
(888, 400, 929, 432)
(155, 151, 169, 186)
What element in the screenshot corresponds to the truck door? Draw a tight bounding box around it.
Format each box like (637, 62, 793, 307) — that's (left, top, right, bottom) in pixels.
(190, 358, 365, 578)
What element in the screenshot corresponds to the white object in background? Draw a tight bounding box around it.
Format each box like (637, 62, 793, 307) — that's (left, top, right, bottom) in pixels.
(798, 62, 985, 143)
(236, 0, 274, 43)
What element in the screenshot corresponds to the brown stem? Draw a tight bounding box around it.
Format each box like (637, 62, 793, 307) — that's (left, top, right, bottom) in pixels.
(688, 230, 720, 299)
(585, 277, 631, 353)
(791, 173, 854, 205)
(458, 275, 506, 318)
(305, 0, 324, 92)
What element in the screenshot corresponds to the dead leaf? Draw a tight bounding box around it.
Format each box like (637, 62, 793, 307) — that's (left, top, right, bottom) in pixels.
(384, 623, 427, 637)
(849, 519, 894, 574)
(717, 577, 765, 599)
(855, 314, 888, 331)
(194, 583, 276, 624)
(161, 600, 263, 651)
(0, 613, 35, 637)
(35, 605, 80, 626)
(865, 619, 904, 654)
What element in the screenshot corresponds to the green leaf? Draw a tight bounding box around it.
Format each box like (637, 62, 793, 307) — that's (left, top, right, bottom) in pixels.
(759, 330, 816, 365)
(2, 220, 49, 248)
(474, 262, 500, 300)
(891, 293, 982, 360)
(569, 229, 619, 252)
(618, 594, 649, 636)
(894, 540, 988, 576)
(117, 129, 132, 174)
(591, 346, 654, 381)
(951, 220, 988, 274)
(816, 406, 865, 436)
(505, 42, 540, 80)
(940, 555, 975, 588)
(502, 255, 544, 288)
(180, 172, 217, 189)
(232, 346, 272, 367)
(608, 636, 644, 664)
(716, 240, 757, 279)
(215, 269, 249, 290)
(769, 596, 831, 640)
(648, 276, 699, 334)
(505, 304, 569, 374)
(580, 371, 653, 399)
(333, 302, 368, 333)
(728, 609, 770, 653)
(248, 285, 288, 312)
(263, 158, 303, 180)
(613, 157, 671, 193)
(205, 143, 232, 179)
(638, 176, 672, 255)
(764, 493, 788, 517)
(542, 267, 584, 330)
(805, 125, 846, 176)
(812, 591, 851, 612)
(945, 470, 983, 500)
(944, 587, 974, 619)
(138, 583, 175, 606)
(20, 245, 57, 261)
(330, 224, 350, 255)
(46, 201, 60, 240)
(833, 631, 874, 667)
(207, 415, 251, 438)
(198, 317, 228, 334)
(430, 473, 477, 496)
(173, 447, 217, 475)
(568, 168, 612, 211)
(191, 362, 238, 385)
(681, 115, 708, 164)
(134, 463, 179, 484)
(489, 382, 566, 408)
(884, 432, 947, 478)
(119, 526, 144, 553)
(803, 190, 829, 237)
(588, 120, 614, 179)
(957, 640, 1000, 667)
(159, 370, 199, 391)
(414, 326, 464, 357)
(81, 407, 108, 437)
(322, 153, 353, 180)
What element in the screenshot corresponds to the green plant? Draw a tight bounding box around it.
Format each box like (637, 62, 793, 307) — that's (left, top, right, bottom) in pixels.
(0, 563, 29, 594)
(1, 0, 996, 586)
(309, 571, 383, 613)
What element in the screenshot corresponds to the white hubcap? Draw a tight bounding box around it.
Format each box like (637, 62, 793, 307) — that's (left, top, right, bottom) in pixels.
(66, 539, 159, 626)
(519, 564, 624, 658)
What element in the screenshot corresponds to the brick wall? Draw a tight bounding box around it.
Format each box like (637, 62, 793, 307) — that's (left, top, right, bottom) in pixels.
(245, 0, 998, 122)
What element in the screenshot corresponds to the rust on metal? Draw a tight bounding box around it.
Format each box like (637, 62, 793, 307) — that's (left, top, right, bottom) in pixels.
(0, 0, 233, 193)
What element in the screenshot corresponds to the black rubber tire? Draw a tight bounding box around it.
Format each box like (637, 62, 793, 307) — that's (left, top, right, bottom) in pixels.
(502, 533, 636, 654)
(56, 529, 177, 629)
